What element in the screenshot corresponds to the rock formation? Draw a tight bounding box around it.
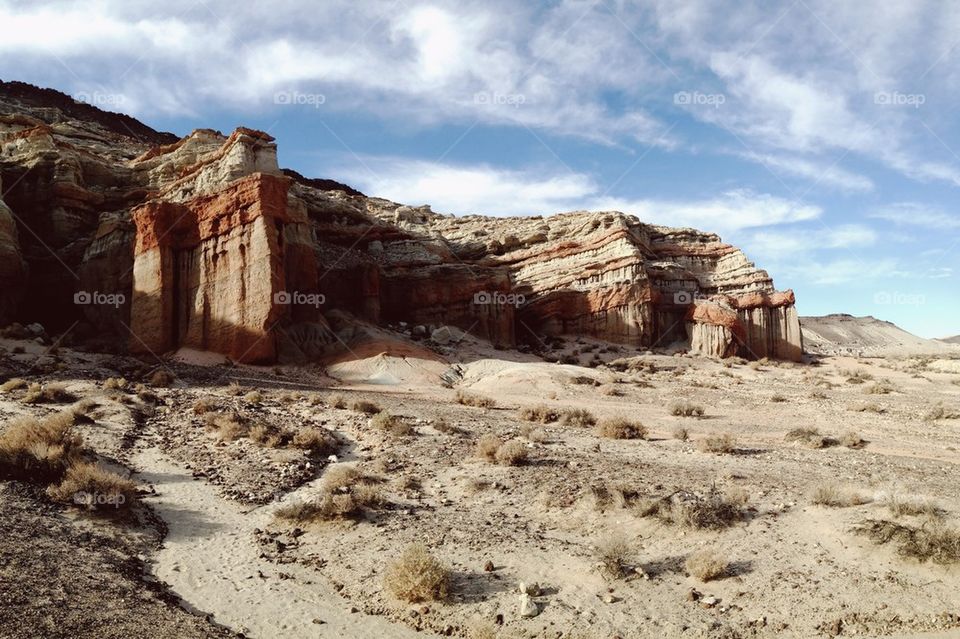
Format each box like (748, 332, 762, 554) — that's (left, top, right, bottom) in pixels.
(0, 80, 803, 362)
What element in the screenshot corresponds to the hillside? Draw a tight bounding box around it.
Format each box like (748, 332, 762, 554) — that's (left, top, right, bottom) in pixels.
(801, 314, 960, 357)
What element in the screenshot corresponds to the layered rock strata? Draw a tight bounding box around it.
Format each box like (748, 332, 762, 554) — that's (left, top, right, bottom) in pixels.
(0, 80, 803, 362)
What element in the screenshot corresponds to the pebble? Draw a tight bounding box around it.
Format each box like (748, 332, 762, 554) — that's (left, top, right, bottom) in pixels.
(518, 593, 539, 618)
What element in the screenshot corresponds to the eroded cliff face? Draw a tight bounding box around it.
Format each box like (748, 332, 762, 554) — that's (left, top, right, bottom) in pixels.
(0, 81, 803, 362)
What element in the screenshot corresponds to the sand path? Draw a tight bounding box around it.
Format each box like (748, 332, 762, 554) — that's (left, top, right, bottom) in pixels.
(133, 449, 426, 639)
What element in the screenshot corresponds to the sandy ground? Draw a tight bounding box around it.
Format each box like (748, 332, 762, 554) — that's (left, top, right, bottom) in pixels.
(1, 332, 960, 638)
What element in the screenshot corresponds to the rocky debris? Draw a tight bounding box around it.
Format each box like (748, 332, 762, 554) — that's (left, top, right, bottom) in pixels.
(517, 593, 539, 618)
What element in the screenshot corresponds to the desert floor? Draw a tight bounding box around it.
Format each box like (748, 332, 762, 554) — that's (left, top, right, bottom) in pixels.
(1, 333, 959, 639)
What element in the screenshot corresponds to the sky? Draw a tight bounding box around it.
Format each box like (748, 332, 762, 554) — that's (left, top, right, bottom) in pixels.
(1, 0, 958, 338)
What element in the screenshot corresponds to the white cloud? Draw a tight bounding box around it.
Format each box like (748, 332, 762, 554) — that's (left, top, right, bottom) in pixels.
(341, 158, 821, 233)
(736, 151, 874, 193)
(747, 225, 877, 257)
(869, 203, 960, 228)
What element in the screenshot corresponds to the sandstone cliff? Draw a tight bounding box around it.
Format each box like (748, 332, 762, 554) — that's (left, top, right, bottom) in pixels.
(0, 80, 803, 362)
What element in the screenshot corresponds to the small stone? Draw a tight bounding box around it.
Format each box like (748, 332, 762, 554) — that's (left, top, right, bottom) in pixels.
(602, 594, 619, 604)
(518, 593, 539, 618)
(701, 596, 719, 608)
(484, 560, 495, 572)
(312, 618, 325, 625)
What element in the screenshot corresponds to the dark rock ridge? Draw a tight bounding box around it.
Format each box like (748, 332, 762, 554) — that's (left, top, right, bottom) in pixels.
(0, 81, 803, 363)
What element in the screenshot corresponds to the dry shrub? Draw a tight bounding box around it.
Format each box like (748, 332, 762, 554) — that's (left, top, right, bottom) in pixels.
(455, 390, 496, 408)
(204, 411, 248, 441)
(810, 482, 872, 507)
(149, 369, 175, 388)
(519, 423, 547, 442)
(494, 440, 529, 466)
(329, 393, 347, 409)
(47, 461, 136, 510)
(672, 489, 746, 530)
(809, 390, 829, 399)
(350, 399, 381, 415)
(670, 401, 705, 417)
(0, 378, 27, 392)
(275, 465, 382, 523)
(845, 370, 873, 384)
(102, 377, 127, 391)
(518, 404, 560, 423)
(384, 544, 450, 602)
(560, 408, 596, 427)
(595, 534, 633, 579)
(785, 427, 831, 449)
(864, 379, 896, 395)
(770, 394, 788, 403)
(371, 411, 414, 437)
(433, 419, 462, 435)
(854, 403, 885, 414)
(685, 550, 729, 582)
(192, 398, 216, 415)
(855, 518, 960, 564)
(697, 433, 736, 454)
(226, 382, 246, 396)
(292, 427, 338, 455)
(248, 424, 283, 447)
(137, 388, 159, 404)
(883, 494, 942, 518)
(672, 427, 689, 441)
(0, 412, 83, 481)
(475, 434, 501, 461)
(244, 390, 264, 405)
(570, 375, 598, 386)
(596, 416, 647, 440)
(925, 403, 960, 421)
(600, 384, 625, 397)
(23, 383, 75, 404)
(839, 431, 866, 449)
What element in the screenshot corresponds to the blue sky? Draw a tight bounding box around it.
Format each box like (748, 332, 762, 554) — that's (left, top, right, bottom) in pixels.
(2, 0, 958, 337)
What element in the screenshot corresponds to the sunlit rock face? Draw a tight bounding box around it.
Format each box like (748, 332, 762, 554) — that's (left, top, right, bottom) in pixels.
(0, 80, 802, 362)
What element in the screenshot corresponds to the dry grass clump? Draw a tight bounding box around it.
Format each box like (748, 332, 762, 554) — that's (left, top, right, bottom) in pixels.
(148, 369, 175, 387)
(518, 404, 561, 423)
(838, 431, 866, 449)
(243, 390, 264, 405)
(192, 398, 216, 415)
(864, 379, 896, 395)
(204, 411, 249, 441)
(685, 550, 729, 582)
(0, 412, 83, 481)
(595, 416, 647, 440)
(670, 401, 705, 417)
(275, 465, 383, 523)
(810, 482, 872, 507)
(855, 518, 960, 564)
(475, 434, 502, 461)
(844, 370, 874, 384)
(784, 427, 832, 449)
(560, 407, 596, 427)
(853, 403, 886, 414)
(102, 377, 127, 391)
(46, 461, 136, 510)
(494, 440, 529, 466)
(639, 487, 747, 530)
(291, 427, 338, 455)
(519, 423, 547, 442)
(697, 433, 736, 454)
(23, 382, 75, 404)
(883, 494, 942, 518)
(371, 411, 414, 436)
(672, 427, 689, 441)
(383, 544, 450, 602)
(329, 393, 347, 409)
(770, 394, 788, 403)
(455, 390, 496, 408)
(595, 534, 634, 579)
(600, 384, 625, 397)
(350, 399, 382, 415)
(0, 378, 27, 392)
(475, 434, 529, 465)
(924, 403, 960, 421)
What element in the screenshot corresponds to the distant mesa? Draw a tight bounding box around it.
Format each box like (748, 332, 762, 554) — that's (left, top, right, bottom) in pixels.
(801, 315, 960, 357)
(0, 80, 802, 363)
